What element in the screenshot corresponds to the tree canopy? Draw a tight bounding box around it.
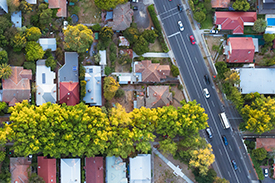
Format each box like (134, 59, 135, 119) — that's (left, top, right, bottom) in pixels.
(94, 0, 127, 10)
(103, 76, 120, 101)
(252, 148, 267, 161)
(0, 64, 12, 80)
(0, 50, 8, 64)
(133, 35, 149, 55)
(99, 26, 113, 44)
(11, 32, 26, 52)
(64, 24, 94, 53)
(232, 0, 250, 11)
(253, 19, 267, 33)
(26, 27, 41, 41)
(25, 41, 45, 62)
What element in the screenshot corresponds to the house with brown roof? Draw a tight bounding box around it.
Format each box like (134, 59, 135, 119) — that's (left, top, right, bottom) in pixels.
(211, 0, 230, 8)
(2, 67, 32, 106)
(134, 60, 170, 83)
(58, 52, 79, 106)
(48, 0, 67, 17)
(137, 86, 172, 108)
(37, 156, 56, 183)
(85, 157, 104, 183)
(10, 157, 32, 183)
(107, 2, 134, 31)
(256, 138, 275, 152)
(214, 12, 257, 34)
(224, 37, 255, 63)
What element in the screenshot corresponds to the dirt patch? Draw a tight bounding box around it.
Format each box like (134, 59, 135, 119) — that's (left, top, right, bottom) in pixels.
(204, 36, 223, 59)
(154, 152, 195, 183)
(77, 0, 101, 24)
(254, 51, 275, 66)
(149, 39, 163, 52)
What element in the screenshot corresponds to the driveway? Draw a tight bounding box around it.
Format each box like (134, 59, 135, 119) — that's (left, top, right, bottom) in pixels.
(131, 0, 150, 29)
(262, 167, 275, 183)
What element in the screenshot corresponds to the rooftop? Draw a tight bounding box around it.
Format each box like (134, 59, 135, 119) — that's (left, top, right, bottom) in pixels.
(119, 36, 130, 47)
(144, 86, 172, 108)
(99, 50, 106, 65)
(256, 138, 275, 152)
(39, 38, 57, 51)
(11, 11, 22, 28)
(83, 66, 102, 106)
(36, 60, 56, 106)
(48, 0, 67, 17)
(0, 0, 8, 14)
(109, 2, 133, 31)
(37, 156, 56, 183)
(211, 0, 230, 8)
(106, 156, 128, 183)
(129, 154, 151, 183)
(61, 159, 81, 183)
(59, 52, 79, 82)
(10, 157, 32, 183)
(26, 0, 37, 4)
(59, 82, 79, 106)
(238, 68, 275, 94)
(85, 157, 104, 183)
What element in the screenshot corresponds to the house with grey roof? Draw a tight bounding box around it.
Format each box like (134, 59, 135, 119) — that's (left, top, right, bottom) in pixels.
(26, 0, 37, 4)
(36, 60, 56, 106)
(11, 11, 22, 28)
(83, 66, 102, 106)
(61, 159, 80, 183)
(106, 156, 128, 183)
(129, 154, 151, 183)
(59, 52, 78, 82)
(0, 0, 8, 14)
(39, 38, 57, 51)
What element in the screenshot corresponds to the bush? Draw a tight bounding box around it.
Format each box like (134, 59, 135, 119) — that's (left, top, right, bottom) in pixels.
(252, 148, 267, 161)
(104, 66, 112, 76)
(178, 84, 183, 90)
(189, 0, 195, 11)
(212, 45, 219, 51)
(80, 80, 86, 101)
(251, 155, 265, 180)
(115, 89, 125, 98)
(109, 43, 116, 53)
(23, 62, 36, 74)
(193, 11, 206, 23)
(92, 23, 101, 31)
(152, 59, 160, 63)
(171, 65, 180, 77)
(109, 52, 116, 62)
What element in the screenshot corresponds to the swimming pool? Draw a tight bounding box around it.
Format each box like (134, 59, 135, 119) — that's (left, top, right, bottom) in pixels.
(267, 18, 275, 26)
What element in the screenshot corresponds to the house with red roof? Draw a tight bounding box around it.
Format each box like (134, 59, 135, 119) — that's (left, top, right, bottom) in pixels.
(10, 157, 32, 183)
(214, 12, 257, 34)
(2, 67, 32, 106)
(48, 0, 67, 17)
(37, 156, 56, 183)
(224, 37, 255, 63)
(58, 52, 79, 106)
(85, 157, 104, 183)
(134, 60, 170, 83)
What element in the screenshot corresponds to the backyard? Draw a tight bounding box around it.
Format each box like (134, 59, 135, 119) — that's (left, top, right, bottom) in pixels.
(74, 0, 102, 24)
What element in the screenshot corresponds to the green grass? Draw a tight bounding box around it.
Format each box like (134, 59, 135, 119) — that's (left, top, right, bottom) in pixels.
(244, 26, 258, 34)
(201, 13, 213, 29)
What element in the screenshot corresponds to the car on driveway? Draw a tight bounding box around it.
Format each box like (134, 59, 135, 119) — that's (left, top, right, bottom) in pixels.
(177, 4, 183, 12)
(204, 74, 210, 84)
(210, 29, 218, 34)
(264, 168, 268, 177)
(178, 21, 184, 31)
(203, 88, 210, 98)
(222, 135, 228, 146)
(132, 0, 138, 2)
(231, 160, 238, 170)
(133, 6, 138, 11)
(206, 127, 212, 139)
(189, 35, 196, 44)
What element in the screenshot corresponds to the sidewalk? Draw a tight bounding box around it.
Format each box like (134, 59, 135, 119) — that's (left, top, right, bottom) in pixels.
(133, 52, 170, 58)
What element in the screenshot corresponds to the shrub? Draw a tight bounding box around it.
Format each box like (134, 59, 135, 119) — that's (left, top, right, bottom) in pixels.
(189, 0, 195, 11)
(152, 59, 160, 63)
(178, 84, 183, 90)
(115, 89, 125, 98)
(23, 62, 36, 74)
(109, 52, 116, 62)
(212, 45, 219, 51)
(193, 11, 206, 23)
(104, 66, 112, 76)
(171, 65, 180, 77)
(251, 155, 265, 180)
(92, 23, 101, 31)
(80, 80, 87, 101)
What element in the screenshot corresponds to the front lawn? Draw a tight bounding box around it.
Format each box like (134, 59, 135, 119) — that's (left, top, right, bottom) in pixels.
(244, 26, 258, 34)
(201, 13, 213, 29)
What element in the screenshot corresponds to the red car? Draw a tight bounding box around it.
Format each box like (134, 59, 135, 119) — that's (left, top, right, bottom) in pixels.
(189, 35, 196, 44)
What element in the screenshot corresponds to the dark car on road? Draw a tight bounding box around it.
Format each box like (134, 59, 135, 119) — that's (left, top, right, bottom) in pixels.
(222, 135, 228, 146)
(177, 4, 183, 12)
(231, 160, 238, 170)
(204, 74, 210, 84)
(133, 6, 138, 11)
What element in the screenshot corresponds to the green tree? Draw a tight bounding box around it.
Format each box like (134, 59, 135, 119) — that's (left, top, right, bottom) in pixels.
(80, 80, 87, 100)
(23, 62, 36, 74)
(94, 52, 101, 65)
(142, 29, 158, 44)
(99, 26, 113, 44)
(133, 36, 149, 55)
(4, 26, 18, 46)
(28, 173, 45, 183)
(159, 138, 177, 156)
(0, 102, 8, 116)
(45, 56, 57, 71)
(193, 11, 206, 23)
(115, 88, 125, 98)
(19, 0, 32, 14)
(232, 0, 250, 11)
(224, 70, 240, 85)
(25, 41, 45, 62)
(104, 66, 112, 76)
(95, 0, 127, 10)
(39, 9, 53, 27)
(0, 50, 8, 64)
(215, 61, 230, 80)
(0, 64, 12, 80)
(0, 17, 12, 33)
(263, 33, 275, 43)
(252, 148, 267, 161)
(92, 23, 101, 31)
(193, 168, 217, 183)
(11, 33, 26, 52)
(79, 64, 85, 80)
(214, 177, 230, 183)
(64, 24, 94, 53)
(26, 27, 41, 41)
(103, 76, 120, 101)
(123, 26, 139, 44)
(253, 19, 267, 33)
(171, 65, 179, 77)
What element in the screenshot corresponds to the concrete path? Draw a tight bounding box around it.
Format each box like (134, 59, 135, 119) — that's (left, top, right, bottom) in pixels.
(133, 52, 170, 58)
(152, 147, 194, 183)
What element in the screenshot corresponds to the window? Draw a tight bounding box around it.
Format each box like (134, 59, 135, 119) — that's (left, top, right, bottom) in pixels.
(42, 73, 46, 84)
(89, 68, 93, 73)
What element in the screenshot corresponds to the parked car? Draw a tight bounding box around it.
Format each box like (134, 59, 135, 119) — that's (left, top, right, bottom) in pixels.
(264, 168, 268, 177)
(133, 6, 138, 11)
(205, 127, 212, 139)
(231, 160, 238, 170)
(203, 88, 210, 98)
(132, 0, 138, 2)
(177, 4, 183, 12)
(189, 35, 196, 44)
(222, 135, 228, 146)
(178, 21, 184, 31)
(204, 74, 210, 84)
(210, 29, 218, 34)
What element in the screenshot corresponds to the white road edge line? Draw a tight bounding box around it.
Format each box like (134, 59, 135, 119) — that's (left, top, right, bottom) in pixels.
(219, 149, 222, 155)
(195, 57, 198, 63)
(163, 4, 167, 12)
(228, 171, 232, 178)
(168, 32, 180, 38)
(212, 100, 215, 107)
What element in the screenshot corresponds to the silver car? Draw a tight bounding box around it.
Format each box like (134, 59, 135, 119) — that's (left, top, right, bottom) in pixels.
(203, 88, 210, 98)
(178, 21, 184, 31)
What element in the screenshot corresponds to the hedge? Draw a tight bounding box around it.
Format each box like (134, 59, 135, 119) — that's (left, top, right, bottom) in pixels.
(147, 5, 169, 53)
(250, 155, 265, 180)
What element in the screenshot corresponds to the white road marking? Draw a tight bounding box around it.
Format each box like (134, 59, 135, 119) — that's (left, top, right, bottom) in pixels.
(168, 32, 180, 38)
(212, 100, 215, 107)
(229, 145, 232, 151)
(162, 12, 179, 20)
(228, 171, 232, 178)
(219, 148, 222, 155)
(195, 57, 198, 63)
(238, 168, 241, 173)
(163, 4, 167, 11)
(159, 7, 177, 16)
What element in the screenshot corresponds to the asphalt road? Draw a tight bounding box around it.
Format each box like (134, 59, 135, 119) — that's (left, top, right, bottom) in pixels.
(153, 0, 257, 182)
